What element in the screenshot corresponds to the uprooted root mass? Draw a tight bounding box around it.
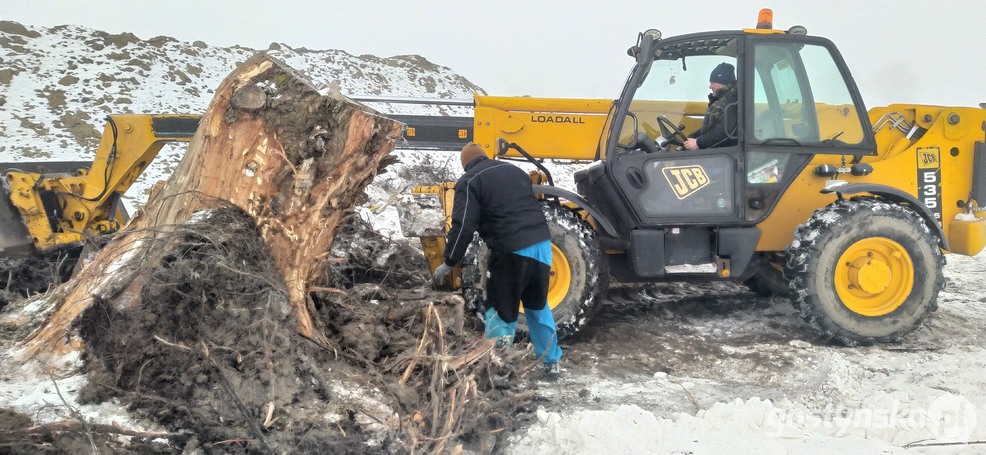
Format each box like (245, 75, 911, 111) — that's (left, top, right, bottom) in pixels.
(70, 207, 534, 454)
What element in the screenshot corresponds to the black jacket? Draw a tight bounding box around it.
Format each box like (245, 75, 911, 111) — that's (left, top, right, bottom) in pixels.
(443, 156, 550, 266)
(688, 84, 738, 149)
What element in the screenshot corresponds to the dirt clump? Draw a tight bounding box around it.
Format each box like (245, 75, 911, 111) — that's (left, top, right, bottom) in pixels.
(323, 213, 430, 290)
(0, 248, 79, 312)
(0, 408, 173, 454)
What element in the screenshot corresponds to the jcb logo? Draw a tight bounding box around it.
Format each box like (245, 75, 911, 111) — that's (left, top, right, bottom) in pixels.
(662, 165, 710, 200)
(918, 148, 940, 170)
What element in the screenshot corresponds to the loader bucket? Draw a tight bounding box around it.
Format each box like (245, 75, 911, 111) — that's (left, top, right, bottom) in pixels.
(0, 161, 92, 256)
(0, 188, 33, 256)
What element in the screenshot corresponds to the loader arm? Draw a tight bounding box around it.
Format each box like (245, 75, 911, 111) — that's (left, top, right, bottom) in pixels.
(2, 114, 199, 254)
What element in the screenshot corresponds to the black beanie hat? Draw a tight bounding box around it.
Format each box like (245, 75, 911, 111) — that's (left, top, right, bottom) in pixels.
(709, 62, 736, 85)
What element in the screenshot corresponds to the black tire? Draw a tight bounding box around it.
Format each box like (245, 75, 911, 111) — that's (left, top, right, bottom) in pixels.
(743, 254, 791, 298)
(461, 201, 609, 340)
(785, 198, 945, 346)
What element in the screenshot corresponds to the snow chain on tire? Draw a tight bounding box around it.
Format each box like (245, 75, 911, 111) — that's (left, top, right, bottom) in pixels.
(785, 198, 945, 346)
(461, 201, 608, 340)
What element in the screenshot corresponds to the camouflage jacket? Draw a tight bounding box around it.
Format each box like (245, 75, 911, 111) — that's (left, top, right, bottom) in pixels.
(688, 83, 738, 149)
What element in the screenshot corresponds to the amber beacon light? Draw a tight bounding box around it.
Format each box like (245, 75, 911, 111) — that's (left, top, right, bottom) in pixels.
(757, 8, 773, 29)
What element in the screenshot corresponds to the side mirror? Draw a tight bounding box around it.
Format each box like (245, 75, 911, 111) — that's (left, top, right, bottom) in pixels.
(622, 111, 640, 147)
(497, 138, 510, 157)
(635, 29, 662, 64)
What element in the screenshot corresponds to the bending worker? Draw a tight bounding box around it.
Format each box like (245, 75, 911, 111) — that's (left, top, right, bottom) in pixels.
(433, 143, 563, 378)
(683, 62, 738, 150)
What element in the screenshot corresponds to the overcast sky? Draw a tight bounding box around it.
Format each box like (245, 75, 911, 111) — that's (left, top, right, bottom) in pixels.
(3, 0, 985, 109)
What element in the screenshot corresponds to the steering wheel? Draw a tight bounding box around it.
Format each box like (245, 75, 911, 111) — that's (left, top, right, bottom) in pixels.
(656, 116, 688, 147)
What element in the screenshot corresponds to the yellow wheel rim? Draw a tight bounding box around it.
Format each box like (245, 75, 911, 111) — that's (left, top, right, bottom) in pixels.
(834, 237, 913, 316)
(521, 242, 570, 313)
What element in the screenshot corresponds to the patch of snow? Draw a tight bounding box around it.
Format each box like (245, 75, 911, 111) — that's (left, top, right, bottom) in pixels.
(511, 390, 983, 454)
(508, 400, 908, 455)
(954, 212, 982, 222)
(0, 352, 147, 430)
(325, 383, 398, 433)
(665, 263, 717, 274)
(822, 180, 848, 191)
(187, 209, 215, 223)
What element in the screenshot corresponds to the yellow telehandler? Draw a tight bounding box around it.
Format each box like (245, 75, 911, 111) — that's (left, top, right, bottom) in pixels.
(398, 11, 986, 345)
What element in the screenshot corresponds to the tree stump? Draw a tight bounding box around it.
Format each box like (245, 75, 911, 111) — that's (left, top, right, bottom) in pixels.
(20, 52, 403, 358)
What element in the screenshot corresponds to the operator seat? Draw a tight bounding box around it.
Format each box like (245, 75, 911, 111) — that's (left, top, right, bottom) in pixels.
(754, 108, 783, 140)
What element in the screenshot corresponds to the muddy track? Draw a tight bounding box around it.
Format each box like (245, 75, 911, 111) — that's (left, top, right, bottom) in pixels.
(524, 274, 986, 423)
(564, 282, 812, 380)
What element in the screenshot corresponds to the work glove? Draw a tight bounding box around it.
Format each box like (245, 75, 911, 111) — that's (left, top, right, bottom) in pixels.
(432, 263, 453, 288)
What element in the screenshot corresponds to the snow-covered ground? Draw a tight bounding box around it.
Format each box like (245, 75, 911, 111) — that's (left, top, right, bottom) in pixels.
(2, 149, 984, 455)
(8, 146, 982, 453)
(505, 252, 986, 454)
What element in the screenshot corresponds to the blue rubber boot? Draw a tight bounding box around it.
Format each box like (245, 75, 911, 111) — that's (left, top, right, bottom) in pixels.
(484, 307, 517, 348)
(524, 307, 562, 365)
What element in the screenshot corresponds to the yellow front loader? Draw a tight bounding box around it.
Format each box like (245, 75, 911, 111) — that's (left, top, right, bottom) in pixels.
(1, 115, 198, 259)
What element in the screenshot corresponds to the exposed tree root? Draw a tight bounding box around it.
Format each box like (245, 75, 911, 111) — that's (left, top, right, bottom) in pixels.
(65, 209, 534, 454)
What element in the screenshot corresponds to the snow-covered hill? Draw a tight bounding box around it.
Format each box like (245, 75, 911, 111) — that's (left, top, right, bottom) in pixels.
(0, 20, 481, 207)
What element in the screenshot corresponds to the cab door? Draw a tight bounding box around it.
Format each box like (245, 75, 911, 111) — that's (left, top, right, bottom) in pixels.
(742, 36, 877, 223)
(609, 146, 742, 226)
(605, 35, 747, 228)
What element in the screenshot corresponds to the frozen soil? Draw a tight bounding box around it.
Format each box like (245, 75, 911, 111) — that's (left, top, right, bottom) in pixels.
(0, 250, 76, 313)
(0, 408, 175, 454)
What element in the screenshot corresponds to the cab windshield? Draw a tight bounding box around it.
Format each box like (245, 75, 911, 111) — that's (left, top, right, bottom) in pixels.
(618, 37, 738, 148)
